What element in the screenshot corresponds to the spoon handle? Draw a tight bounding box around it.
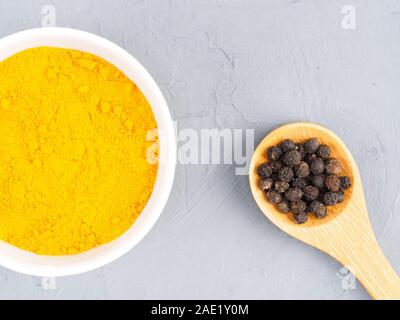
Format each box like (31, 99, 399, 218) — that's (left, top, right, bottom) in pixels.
(326, 222, 400, 300)
(349, 243, 399, 299)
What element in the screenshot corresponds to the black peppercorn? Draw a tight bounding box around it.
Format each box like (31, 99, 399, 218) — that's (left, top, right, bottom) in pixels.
(310, 158, 325, 174)
(294, 161, 310, 178)
(278, 199, 291, 214)
(275, 180, 290, 193)
(279, 166, 294, 182)
(291, 200, 307, 213)
(257, 162, 273, 178)
(279, 139, 296, 152)
(303, 185, 320, 201)
(285, 187, 303, 202)
(325, 158, 342, 175)
(310, 174, 325, 189)
(295, 144, 307, 159)
(304, 138, 320, 154)
(282, 150, 302, 167)
(323, 191, 339, 206)
(325, 175, 340, 192)
(340, 176, 352, 190)
(294, 211, 308, 224)
(259, 178, 274, 192)
(305, 153, 318, 164)
(317, 144, 331, 159)
(270, 160, 283, 172)
(268, 146, 283, 161)
(310, 201, 327, 219)
(266, 190, 283, 204)
(292, 177, 308, 190)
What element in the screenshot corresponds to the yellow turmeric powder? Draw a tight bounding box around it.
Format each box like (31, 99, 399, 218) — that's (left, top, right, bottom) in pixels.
(0, 47, 158, 255)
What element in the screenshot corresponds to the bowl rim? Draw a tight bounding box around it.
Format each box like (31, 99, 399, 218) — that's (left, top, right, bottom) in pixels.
(0, 27, 176, 277)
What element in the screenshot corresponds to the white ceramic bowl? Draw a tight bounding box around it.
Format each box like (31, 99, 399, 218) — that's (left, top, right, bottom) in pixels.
(0, 28, 176, 277)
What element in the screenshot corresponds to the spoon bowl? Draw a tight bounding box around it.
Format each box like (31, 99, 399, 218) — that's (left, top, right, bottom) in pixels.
(249, 122, 400, 299)
(250, 122, 355, 227)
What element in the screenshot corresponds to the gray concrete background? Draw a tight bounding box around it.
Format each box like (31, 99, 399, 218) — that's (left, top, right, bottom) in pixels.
(0, 0, 399, 300)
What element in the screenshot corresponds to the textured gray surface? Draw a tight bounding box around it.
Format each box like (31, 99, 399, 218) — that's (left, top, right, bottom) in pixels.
(0, 0, 399, 300)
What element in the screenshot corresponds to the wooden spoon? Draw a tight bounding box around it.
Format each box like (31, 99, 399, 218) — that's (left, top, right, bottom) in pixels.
(249, 122, 400, 300)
